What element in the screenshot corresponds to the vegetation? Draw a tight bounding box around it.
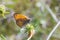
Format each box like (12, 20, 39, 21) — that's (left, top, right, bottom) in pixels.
(0, 0, 60, 40)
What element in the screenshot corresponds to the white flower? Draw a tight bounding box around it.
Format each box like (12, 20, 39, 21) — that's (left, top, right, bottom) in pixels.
(36, 2, 42, 7)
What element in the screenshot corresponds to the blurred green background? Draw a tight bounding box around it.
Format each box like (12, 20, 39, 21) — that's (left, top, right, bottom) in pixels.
(0, 0, 60, 40)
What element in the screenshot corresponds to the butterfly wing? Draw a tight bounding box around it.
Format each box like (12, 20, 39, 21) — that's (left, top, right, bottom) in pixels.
(16, 18, 30, 27)
(16, 19, 24, 27)
(14, 13, 30, 27)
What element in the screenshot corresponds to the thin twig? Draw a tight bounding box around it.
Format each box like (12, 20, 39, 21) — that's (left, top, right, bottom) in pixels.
(40, 1, 60, 40)
(40, 0, 58, 22)
(45, 5, 59, 22)
(46, 21, 60, 40)
(27, 30, 35, 40)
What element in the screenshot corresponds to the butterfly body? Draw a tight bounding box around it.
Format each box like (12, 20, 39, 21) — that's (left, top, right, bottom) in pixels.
(14, 13, 30, 28)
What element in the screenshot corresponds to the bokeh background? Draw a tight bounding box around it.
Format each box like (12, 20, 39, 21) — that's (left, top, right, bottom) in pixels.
(0, 0, 60, 40)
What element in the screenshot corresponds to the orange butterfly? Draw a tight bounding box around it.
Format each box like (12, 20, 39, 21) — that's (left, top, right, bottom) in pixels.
(14, 13, 30, 28)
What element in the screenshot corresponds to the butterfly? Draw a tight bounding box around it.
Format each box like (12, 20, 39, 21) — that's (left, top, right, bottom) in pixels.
(14, 13, 30, 28)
